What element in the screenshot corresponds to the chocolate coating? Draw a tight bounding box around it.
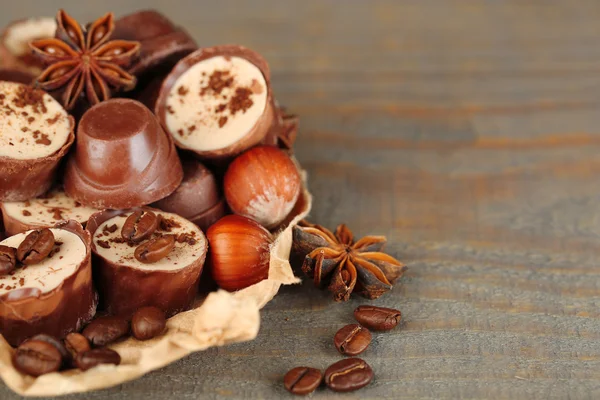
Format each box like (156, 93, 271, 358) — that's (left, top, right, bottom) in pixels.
(155, 45, 278, 160)
(0, 68, 34, 84)
(86, 208, 207, 318)
(0, 119, 75, 202)
(153, 157, 226, 230)
(0, 220, 97, 346)
(113, 10, 197, 77)
(64, 99, 183, 209)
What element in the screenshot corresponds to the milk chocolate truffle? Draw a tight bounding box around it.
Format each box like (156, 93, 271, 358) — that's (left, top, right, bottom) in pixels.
(64, 99, 183, 209)
(155, 45, 277, 160)
(0, 221, 97, 346)
(87, 208, 207, 318)
(0, 81, 75, 202)
(113, 10, 197, 77)
(153, 157, 227, 231)
(0, 17, 56, 74)
(1, 188, 100, 236)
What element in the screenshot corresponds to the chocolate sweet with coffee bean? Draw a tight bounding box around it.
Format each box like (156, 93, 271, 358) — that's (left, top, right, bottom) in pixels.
(0, 221, 97, 346)
(87, 208, 207, 318)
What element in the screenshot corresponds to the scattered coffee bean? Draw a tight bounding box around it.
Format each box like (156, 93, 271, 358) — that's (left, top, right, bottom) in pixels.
(75, 348, 121, 371)
(131, 307, 167, 341)
(121, 210, 158, 243)
(0, 245, 16, 275)
(64, 333, 91, 360)
(134, 234, 175, 263)
(334, 324, 372, 356)
(324, 358, 373, 392)
(17, 228, 55, 265)
(283, 366, 322, 395)
(13, 340, 62, 377)
(82, 316, 130, 347)
(354, 305, 401, 331)
(29, 334, 70, 366)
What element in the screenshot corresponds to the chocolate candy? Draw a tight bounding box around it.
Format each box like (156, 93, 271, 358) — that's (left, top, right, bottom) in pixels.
(0, 17, 56, 74)
(0, 68, 34, 84)
(64, 99, 183, 209)
(87, 208, 207, 318)
(113, 10, 197, 78)
(0, 82, 75, 202)
(153, 157, 226, 231)
(155, 45, 279, 160)
(0, 221, 97, 346)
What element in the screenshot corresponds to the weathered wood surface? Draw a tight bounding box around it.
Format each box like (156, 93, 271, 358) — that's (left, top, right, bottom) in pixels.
(3, 0, 600, 398)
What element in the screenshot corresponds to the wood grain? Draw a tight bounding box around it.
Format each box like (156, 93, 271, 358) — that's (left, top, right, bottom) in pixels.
(3, 0, 600, 398)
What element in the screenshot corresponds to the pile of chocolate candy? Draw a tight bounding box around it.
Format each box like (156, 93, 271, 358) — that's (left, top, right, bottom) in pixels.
(0, 9, 303, 375)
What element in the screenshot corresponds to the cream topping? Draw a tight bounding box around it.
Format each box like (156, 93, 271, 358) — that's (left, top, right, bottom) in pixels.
(4, 17, 57, 56)
(0, 228, 86, 296)
(2, 188, 99, 227)
(0, 81, 71, 159)
(93, 211, 206, 272)
(164, 56, 267, 151)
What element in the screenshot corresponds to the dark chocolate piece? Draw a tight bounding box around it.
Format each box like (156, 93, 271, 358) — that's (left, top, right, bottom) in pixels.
(64, 99, 183, 209)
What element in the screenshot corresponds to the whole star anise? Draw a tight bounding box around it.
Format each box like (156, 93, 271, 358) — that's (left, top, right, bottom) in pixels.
(292, 220, 407, 301)
(29, 10, 140, 110)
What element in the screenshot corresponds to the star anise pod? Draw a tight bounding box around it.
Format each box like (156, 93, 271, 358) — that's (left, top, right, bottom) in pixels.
(29, 10, 140, 110)
(292, 220, 407, 301)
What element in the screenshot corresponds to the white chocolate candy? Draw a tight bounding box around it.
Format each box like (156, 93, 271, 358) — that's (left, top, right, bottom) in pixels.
(93, 211, 206, 272)
(2, 188, 100, 228)
(164, 56, 267, 151)
(0, 81, 71, 159)
(0, 228, 86, 296)
(3, 17, 57, 56)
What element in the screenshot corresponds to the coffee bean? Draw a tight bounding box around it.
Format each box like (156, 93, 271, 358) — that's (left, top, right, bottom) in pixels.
(134, 234, 175, 264)
(283, 366, 322, 395)
(121, 210, 158, 243)
(324, 358, 373, 392)
(82, 316, 130, 347)
(17, 228, 55, 265)
(29, 334, 70, 366)
(13, 340, 62, 376)
(131, 307, 166, 341)
(334, 324, 372, 356)
(0, 245, 16, 275)
(64, 333, 91, 360)
(75, 348, 121, 371)
(354, 305, 401, 331)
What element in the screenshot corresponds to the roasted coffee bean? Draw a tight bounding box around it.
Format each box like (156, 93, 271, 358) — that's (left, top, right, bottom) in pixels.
(82, 316, 130, 347)
(324, 358, 373, 392)
(134, 234, 175, 264)
(29, 334, 70, 366)
(131, 306, 167, 341)
(283, 366, 323, 395)
(17, 228, 55, 265)
(13, 340, 62, 376)
(354, 305, 401, 331)
(334, 324, 372, 356)
(64, 333, 91, 360)
(0, 245, 16, 275)
(121, 210, 158, 243)
(75, 348, 121, 371)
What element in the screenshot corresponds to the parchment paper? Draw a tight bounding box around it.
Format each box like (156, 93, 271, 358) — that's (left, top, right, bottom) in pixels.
(0, 183, 312, 397)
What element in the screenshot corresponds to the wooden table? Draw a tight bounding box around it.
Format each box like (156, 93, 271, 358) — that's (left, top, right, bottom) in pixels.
(3, 1, 600, 398)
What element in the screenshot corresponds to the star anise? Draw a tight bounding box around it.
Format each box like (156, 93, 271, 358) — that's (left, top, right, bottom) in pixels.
(29, 10, 140, 110)
(292, 220, 407, 301)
